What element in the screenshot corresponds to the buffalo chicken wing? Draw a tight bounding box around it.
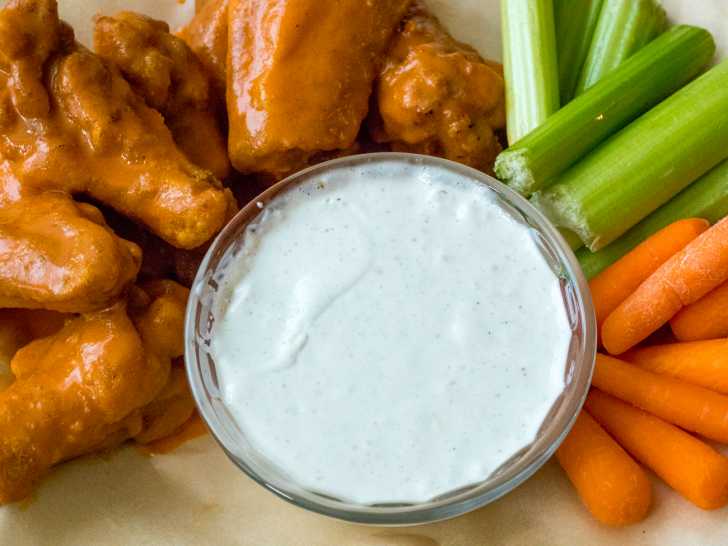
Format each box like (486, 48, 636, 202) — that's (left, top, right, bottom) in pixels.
(94, 11, 231, 180)
(0, 0, 234, 250)
(226, 0, 411, 178)
(0, 281, 189, 504)
(370, 3, 506, 173)
(0, 0, 234, 312)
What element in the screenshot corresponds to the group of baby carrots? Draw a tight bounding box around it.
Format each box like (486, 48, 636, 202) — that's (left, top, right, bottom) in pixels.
(557, 215, 728, 526)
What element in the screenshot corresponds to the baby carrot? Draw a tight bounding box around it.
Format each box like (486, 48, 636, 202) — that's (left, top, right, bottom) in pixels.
(624, 339, 728, 394)
(589, 218, 709, 328)
(556, 410, 652, 526)
(602, 216, 728, 354)
(592, 353, 728, 443)
(585, 389, 728, 510)
(670, 281, 728, 341)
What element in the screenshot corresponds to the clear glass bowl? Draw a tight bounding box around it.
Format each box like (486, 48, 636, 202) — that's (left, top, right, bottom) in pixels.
(185, 153, 596, 526)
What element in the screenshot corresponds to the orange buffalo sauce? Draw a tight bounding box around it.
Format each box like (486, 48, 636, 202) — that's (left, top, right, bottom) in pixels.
(142, 413, 208, 455)
(225, 0, 411, 177)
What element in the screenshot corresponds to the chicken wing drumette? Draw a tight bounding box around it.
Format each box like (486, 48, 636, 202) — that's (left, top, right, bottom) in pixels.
(0, 0, 235, 313)
(94, 11, 230, 180)
(129, 280, 196, 445)
(0, 281, 191, 504)
(0, 191, 142, 312)
(369, 2, 506, 173)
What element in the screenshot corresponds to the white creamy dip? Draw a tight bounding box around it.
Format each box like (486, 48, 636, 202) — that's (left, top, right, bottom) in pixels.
(210, 159, 572, 505)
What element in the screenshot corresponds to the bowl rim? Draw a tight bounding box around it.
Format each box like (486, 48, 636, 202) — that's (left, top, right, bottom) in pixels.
(184, 151, 597, 526)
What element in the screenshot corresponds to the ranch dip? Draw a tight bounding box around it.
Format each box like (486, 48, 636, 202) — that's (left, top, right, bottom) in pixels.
(210, 158, 572, 505)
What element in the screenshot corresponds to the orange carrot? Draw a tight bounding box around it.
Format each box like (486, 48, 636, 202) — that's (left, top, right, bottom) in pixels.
(590, 218, 708, 328)
(585, 389, 728, 510)
(670, 281, 728, 341)
(602, 216, 728, 354)
(592, 353, 728, 443)
(556, 411, 652, 526)
(624, 339, 728, 394)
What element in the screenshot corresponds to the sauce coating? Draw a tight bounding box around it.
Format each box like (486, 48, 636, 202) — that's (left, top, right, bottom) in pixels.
(179, 0, 229, 98)
(371, 3, 506, 174)
(211, 159, 572, 504)
(0, 0, 235, 313)
(0, 280, 192, 504)
(94, 11, 231, 180)
(226, 0, 411, 177)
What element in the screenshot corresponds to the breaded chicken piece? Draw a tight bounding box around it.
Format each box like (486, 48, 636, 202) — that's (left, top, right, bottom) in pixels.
(226, 0, 411, 178)
(369, 3, 506, 173)
(135, 362, 195, 445)
(178, 0, 228, 99)
(0, 0, 60, 119)
(130, 280, 188, 358)
(0, 309, 67, 389)
(0, 303, 166, 503)
(0, 0, 235, 252)
(129, 281, 195, 444)
(129, 280, 195, 444)
(0, 192, 141, 312)
(94, 12, 230, 181)
(0, 280, 191, 504)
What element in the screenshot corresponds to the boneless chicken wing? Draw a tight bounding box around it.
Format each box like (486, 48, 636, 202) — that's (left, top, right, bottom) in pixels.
(226, 0, 411, 178)
(370, 3, 506, 173)
(94, 12, 230, 180)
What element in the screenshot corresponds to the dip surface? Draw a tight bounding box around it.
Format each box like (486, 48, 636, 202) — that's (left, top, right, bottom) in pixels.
(211, 158, 572, 504)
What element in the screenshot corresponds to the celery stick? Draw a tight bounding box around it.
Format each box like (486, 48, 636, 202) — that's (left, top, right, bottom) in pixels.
(575, 0, 668, 95)
(578, 159, 728, 279)
(495, 26, 714, 196)
(559, 228, 583, 251)
(555, 0, 604, 104)
(501, 0, 560, 144)
(532, 58, 728, 252)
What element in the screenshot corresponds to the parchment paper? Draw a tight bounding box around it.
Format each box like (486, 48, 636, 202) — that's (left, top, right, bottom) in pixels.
(1, 1, 727, 544)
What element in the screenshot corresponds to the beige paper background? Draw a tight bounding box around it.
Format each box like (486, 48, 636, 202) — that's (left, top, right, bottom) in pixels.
(1, 1, 728, 544)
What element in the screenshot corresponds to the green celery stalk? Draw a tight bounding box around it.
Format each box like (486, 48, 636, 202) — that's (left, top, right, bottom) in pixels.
(532, 58, 728, 252)
(578, 159, 728, 279)
(501, 0, 560, 144)
(555, 0, 604, 104)
(559, 228, 583, 251)
(575, 0, 668, 95)
(495, 26, 714, 196)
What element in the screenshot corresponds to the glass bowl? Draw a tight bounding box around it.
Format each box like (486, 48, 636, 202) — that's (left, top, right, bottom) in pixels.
(185, 152, 596, 526)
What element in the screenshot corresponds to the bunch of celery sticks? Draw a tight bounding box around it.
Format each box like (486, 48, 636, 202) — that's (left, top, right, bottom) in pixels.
(496, 0, 728, 279)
